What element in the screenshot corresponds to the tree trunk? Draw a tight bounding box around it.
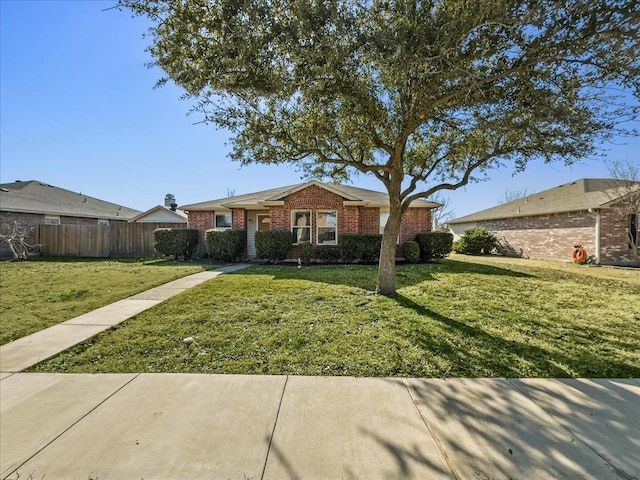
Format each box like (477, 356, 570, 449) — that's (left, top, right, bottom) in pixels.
(376, 204, 403, 296)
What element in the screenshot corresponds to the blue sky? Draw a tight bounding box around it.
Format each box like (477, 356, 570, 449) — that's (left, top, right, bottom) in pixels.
(1, 1, 638, 218)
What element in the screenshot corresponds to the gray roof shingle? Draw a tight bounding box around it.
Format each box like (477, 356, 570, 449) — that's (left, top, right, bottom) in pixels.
(0, 180, 141, 220)
(180, 180, 439, 210)
(449, 178, 640, 224)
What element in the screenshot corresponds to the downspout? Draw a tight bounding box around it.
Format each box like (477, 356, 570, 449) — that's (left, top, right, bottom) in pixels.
(594, 209, 601, 265)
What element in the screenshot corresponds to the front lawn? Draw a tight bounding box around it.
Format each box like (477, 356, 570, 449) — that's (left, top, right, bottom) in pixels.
(31, 257, 640, 377)
(0, 258, 218, 345)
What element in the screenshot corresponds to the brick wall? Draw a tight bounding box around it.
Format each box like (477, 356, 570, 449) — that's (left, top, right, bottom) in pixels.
(400, 208, 432, 243)
(232, 208, 246, 230)
(269, 205, 287, 230)
(187, 210, 214, 250)
(477, 211, 596, 263)
(361, 207, 380, 234)
(599, 208, 637, 266)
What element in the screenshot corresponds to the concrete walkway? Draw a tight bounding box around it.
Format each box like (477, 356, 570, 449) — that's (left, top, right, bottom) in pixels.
(0, 264, 251, 377)
(1, 264, 639, 479)
(1, 374, 638, 479)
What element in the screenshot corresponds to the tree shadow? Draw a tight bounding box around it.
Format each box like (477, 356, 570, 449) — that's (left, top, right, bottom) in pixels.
(405, 377, 640, 478)
(237, 259, 532, 291)
(393, 294, 640, 378)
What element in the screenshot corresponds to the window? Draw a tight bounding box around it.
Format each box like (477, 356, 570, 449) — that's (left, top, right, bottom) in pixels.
(97, 219, 109, 226)
(44, 216, 60, 225)
(317, 210, 337, 245)
(215, 213, 232, 229)
(292, 210, 311, 244)
(631, 213, 638, 249)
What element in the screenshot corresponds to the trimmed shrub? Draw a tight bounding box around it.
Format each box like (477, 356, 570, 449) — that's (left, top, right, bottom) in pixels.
(415, 232, 454, 260)
(339, 233, 382, 264)
(314, 245, 341, 263)
(205, 229, 245, 262)
(255, 230, 292, 262)
(299, 242, 313, 265)
(402, 241, 420, 263)
(452, 227, 498, 255)
(153, 228, 199, 259)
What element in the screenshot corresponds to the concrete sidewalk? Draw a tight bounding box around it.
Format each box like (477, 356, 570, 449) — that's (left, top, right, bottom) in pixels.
(0, 264, 250, 377)
(1, 374, 638, 479)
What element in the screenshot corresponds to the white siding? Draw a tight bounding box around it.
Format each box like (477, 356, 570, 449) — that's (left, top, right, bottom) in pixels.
(449, 222, 477, 241)
(135, 210, 187, 223)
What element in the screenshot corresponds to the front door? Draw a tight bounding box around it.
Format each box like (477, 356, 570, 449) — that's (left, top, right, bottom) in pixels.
(247, 212, 272, 258)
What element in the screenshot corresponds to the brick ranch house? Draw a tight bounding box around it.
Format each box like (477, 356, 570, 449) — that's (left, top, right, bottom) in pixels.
(180, 181, 439, 259)
(0, 180, 140, 257)
(448, 178, 640, 266)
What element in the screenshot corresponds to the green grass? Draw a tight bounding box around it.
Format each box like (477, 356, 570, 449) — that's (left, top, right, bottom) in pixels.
(30, 255, 640, 377)
(0, 258, 219, 345)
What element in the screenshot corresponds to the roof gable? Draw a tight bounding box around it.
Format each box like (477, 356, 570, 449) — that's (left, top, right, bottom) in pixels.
(449, 178, 640, 224)
(128, 205, 188, 223)
(265, 181, 361, 202)
(0, 180, 140, 220)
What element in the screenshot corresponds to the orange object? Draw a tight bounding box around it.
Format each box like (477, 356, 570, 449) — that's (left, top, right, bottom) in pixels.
(572, 245, 588, 263)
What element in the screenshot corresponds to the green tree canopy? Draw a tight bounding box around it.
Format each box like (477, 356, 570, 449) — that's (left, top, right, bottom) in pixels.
(122, 0, 639, 294)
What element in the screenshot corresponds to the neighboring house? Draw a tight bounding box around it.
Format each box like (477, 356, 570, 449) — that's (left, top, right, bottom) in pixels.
(129, 195, 188, 223)
(0, 180, 140, 257)
(448, 178, 640, 266)
(181, 180, 439, 259)
(129, 206, 188, 223)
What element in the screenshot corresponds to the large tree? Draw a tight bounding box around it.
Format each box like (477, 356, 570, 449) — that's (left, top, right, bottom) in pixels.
(121, 0, 639, 294)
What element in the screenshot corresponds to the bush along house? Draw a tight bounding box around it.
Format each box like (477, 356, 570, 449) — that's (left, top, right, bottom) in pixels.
(180, 181, 439, 260)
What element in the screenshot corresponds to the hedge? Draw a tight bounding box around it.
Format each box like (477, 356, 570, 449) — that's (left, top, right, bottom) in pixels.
(402, 241, 420, 263)
(205, 229, 246, 262)
(153, 228, 199, 258)
(339, 233, 382, 264)
(314, 245, 341, 263)
(415, 232, 453, 260)
(255, 230, 292, 262)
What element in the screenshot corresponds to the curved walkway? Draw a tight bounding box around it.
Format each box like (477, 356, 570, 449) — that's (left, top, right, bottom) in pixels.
(1, 264, 638, 479)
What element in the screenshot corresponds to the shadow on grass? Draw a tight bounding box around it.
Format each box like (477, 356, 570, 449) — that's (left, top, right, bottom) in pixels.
(239, 259, 533, 291)
(394, 294, 640, 378)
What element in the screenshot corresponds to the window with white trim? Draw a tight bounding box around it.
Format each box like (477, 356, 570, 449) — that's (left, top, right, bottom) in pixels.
(215, 213, 232, 230)
(44, 216, 60, 225)
(317, 210, 337, 245)
(292, 210, 311, 244)
(98, 219, 109, 226)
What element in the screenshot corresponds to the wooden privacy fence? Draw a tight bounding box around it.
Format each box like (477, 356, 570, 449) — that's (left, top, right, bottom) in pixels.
(36, 223, 187, 258)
